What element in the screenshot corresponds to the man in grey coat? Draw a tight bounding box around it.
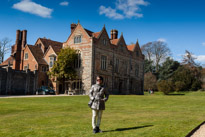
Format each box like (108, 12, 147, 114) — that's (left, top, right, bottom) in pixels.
(89, 76, 109, 134)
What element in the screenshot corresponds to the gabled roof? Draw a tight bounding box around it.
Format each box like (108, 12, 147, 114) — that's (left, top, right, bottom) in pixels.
(92, 32, 100, 38)
(127, 44, 135, 51)
(65, 23, 94, 43)
(84, 29, 94, 37)
(0, 56, 14, 66)
(37, 38, 62, 49)
(51, 44, 62, 54)
(28, 45, 47, 65)
(43, 44, 63, 58)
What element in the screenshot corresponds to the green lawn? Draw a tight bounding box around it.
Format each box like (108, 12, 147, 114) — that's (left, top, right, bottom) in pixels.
(0, 92, 204, 137)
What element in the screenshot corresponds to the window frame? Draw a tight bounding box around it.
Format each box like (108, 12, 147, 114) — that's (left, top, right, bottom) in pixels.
(24, 53, 28, 60)
(103, 38, 107, 46)
(74, 35, 82, 44)
(74, 51, 81, 69)
(115, 58, 119, 73)
(49, 56, 56, 68)
(24, 66, 28, 70)
(101, 55, 107, 70)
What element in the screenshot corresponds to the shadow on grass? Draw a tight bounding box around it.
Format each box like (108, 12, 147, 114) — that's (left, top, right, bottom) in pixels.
(167, 94, 185, 96)
(103, 125, 153, 132)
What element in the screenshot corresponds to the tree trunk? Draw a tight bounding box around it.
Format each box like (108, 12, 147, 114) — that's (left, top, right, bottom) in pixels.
(62, 77, 66, 94)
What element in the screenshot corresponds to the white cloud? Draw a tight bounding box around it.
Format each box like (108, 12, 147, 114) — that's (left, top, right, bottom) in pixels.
(99, 0, 149, 20)
(60, 1, 69, 6)
(202, 42, 205, 46)
(99, 6, 124, 19)
(12, 0, 53, 18)
(195, 55, 205, 63)
(157, 38, 167, 42)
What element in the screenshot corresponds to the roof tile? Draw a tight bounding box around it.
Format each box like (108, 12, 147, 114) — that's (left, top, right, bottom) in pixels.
(28, 45, 47, 65)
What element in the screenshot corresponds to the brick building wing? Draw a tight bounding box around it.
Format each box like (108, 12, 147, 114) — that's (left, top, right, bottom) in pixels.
(1, 22, 144, 95)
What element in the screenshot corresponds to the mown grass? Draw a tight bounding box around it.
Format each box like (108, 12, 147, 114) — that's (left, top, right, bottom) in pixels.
(0, 91, 204, 137)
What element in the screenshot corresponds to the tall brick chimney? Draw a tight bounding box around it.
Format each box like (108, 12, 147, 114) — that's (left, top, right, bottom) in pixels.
(111, 29, 118, 39)
(22, 30, 27, 48)
(15, 30, 21, 45)
(71, 23, 77, 33)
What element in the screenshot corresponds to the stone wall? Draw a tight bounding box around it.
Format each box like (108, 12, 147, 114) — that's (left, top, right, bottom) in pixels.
(63, 24, 93, 95)
(92, 30, 144, 95)
(0, 67, 38, 95)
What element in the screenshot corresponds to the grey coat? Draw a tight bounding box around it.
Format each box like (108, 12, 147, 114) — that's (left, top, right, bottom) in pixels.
(89, 84, 109, 110)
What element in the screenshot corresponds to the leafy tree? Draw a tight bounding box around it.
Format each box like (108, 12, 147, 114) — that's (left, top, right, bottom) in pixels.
(158, 57, 180, 81)
(172, 66, 201, 91)
(178, 50, 202, 91)
(48, 47, 78, 94)
(172, 66, 193, 91)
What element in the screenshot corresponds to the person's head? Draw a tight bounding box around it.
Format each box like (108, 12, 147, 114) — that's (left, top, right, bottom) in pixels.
(96, 76, 103, 85)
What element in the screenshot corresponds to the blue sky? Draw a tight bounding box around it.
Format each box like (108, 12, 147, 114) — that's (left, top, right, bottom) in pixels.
(1, 0, 205, 65)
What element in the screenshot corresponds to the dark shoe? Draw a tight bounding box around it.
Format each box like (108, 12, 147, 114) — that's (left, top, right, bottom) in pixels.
(96, 126, 103, 133)
(93, 128, 97, 134)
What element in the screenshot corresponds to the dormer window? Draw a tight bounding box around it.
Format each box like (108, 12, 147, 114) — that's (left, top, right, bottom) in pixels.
(74, 35, 82, 44)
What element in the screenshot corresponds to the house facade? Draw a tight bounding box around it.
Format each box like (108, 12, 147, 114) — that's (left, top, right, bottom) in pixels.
(0, 22, 144, 95)
(63, 23, 144, 95)
(0, 30, 62, 91)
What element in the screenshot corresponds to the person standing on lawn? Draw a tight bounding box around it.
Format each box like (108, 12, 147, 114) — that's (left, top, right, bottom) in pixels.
(89, 76, 109, 134)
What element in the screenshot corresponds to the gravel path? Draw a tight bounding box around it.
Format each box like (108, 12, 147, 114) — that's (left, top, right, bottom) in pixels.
(191, 123, 205, 137)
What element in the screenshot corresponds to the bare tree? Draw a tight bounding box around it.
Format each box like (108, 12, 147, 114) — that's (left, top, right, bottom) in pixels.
(141, 42, 153, 61)
(0, 38, 12, 63)
(142, 41, 171, 72)
(152, 41, 171, 72)
(182, 50, 199, 68)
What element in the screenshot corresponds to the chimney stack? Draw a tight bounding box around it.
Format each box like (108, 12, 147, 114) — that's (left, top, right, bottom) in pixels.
(22, 30, 27, 48)
(71, 23, 77, 34)
(16, 30, 21, 45)
(111, 29, 118, 39)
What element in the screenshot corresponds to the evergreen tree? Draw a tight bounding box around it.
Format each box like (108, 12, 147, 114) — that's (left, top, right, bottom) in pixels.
(144, 59, 155, 73)
(158, 57, 180, 81)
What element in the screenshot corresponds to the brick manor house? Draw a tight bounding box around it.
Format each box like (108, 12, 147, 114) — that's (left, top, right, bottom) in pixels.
(0, 23, 144, 95)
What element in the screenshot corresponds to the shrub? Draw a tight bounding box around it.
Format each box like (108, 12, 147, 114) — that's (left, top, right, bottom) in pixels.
(144, 72, 157, 91)
(191, 80, 202, 91)
(157, 80, 174, 95)
(175, 81, 186, 91)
